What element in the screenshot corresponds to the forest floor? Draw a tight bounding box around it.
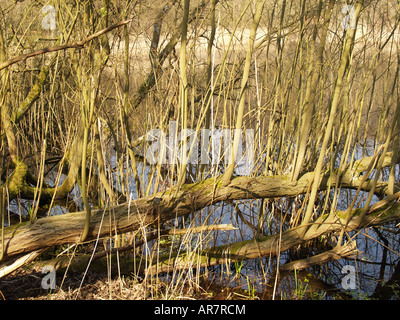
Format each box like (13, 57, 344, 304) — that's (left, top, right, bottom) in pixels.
(0, 266, 255, 300)
(0, 268, 150, 300)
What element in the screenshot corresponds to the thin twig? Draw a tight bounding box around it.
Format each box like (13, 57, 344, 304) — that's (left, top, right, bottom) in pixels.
(0, 19, 132, 71)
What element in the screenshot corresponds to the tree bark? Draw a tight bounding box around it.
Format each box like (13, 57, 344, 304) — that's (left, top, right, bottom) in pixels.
(1, 151, 398, 260)
(147, 201, 400, 274)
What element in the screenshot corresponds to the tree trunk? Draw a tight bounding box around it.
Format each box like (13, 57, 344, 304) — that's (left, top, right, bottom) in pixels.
(147, 200, 400, 274)
(1, 151, 398, 260)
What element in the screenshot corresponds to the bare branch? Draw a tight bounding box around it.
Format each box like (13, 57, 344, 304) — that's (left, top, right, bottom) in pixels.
(0, 19, 132, 71)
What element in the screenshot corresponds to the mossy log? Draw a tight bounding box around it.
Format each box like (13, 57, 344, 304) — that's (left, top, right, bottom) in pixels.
(16, 194, 400, 279)
(146, 201, 400, 274)
(1, 152, 399, 262)
(35, 200, 398, 276)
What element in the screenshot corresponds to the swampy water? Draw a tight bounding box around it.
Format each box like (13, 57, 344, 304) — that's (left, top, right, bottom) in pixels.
(7, 140, 400, 300)
(159, 194, 400, 300)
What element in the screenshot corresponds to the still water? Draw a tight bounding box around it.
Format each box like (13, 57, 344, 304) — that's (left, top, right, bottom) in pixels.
(6, 138, 400, 300)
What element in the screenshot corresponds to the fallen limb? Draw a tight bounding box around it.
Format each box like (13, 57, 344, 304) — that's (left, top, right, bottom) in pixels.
(146, 202, 400, 274)
(278, 241, 359, 272)
(1, 153, 399, 261)
(25, 224, 237, 275)
(0, 249, 46, 278)
(25, 200, 400, 277)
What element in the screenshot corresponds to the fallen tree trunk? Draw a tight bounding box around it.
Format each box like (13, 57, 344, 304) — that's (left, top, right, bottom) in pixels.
(28, 199, 400, 277)
(145, 200, 400, 274)
(1, 152, 398, 261)
(278, 241, 359, 272)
